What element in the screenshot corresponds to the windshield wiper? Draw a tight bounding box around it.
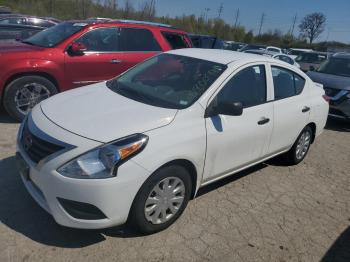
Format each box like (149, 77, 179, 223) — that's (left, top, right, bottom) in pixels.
(21, 40, 35, 46)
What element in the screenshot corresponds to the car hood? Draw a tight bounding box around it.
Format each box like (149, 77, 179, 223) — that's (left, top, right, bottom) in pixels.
(0, 40, 44, 54)
(307, 71, 350, 91)
(40, 83, 178, 143)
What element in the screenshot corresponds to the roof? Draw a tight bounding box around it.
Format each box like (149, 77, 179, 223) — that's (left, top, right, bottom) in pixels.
(167, 48, 276, 65)
(332, 52, 350, 59)
(71, 19, 177, 30)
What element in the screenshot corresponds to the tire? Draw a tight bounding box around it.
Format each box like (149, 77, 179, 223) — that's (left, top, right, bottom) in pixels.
(129, 165, 192, 234)
(3, 75, 57, 121)
(284, 126, 313, 165)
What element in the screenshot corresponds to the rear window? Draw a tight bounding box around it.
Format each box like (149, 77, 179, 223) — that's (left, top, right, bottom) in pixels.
(162, 32, 188, 49)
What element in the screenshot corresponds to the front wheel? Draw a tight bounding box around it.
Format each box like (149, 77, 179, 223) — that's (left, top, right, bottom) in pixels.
(285, 126, 313, 165)
(3, 75, 57, 121)
(129, 165, 192, 234)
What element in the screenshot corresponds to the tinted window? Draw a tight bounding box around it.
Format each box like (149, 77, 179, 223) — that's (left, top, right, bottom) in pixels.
(77, 27, 118, 51)
(272, 66, 305, 99)
(317, 57, 350, 77)
(162, 32, 188, 49)
(217, 65, 266, 108)
(0, 18, 25, 25)
(107, 54, 226, 109)
(296, 53, 327, 63)
(0, 26, 41, 40)
(119, 28, 161, 51)
(276, 55, 293, 65)
(268, 48, 280, 53)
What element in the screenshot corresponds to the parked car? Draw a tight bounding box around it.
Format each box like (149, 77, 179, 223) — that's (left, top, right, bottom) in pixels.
(239, 44, 266, 52)
(287, 48, 313, 59)
(243, 49, 300, 68)
(0, 20, 192, 121)
(223, 41, 246, 51)
(0, 24, 44, 40)
(266, 46, 282, 53)
(295, 51, 328, 72)
(0, 15, 60, 28)
(0, 6, 11, 14)
(189, 34, 224, 49)
(307, 53, 350, 120)
(16, 49, 329, 234)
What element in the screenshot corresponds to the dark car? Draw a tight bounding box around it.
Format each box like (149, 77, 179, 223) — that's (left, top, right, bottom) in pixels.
(0, 24, 44, 40)
(307, 53, 350, 120)
(189, 34, 224, 49)
(295, 51, 328, 72)
(0, 15, 60, 28)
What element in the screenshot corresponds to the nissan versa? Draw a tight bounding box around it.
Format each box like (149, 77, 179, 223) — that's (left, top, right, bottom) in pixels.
(16, 49, 329, 234)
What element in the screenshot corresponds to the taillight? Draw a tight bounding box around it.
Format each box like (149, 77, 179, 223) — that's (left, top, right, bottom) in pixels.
(322, 95, 330, 102)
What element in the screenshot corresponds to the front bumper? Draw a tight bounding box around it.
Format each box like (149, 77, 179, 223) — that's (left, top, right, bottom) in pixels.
(16, 107, 151, 229)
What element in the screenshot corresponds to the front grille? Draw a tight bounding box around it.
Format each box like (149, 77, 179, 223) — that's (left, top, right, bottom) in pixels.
(21, 120, 65, 163)
(324, 87, 340, 97)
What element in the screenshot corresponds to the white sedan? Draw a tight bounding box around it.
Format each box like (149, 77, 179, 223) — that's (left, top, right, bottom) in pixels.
(16, 49, 329, 234)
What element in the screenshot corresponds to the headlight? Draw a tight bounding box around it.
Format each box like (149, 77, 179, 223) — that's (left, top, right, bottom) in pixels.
(57, 134, 148, 179)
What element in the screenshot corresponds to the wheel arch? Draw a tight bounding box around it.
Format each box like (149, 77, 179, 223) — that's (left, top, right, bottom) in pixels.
(306, 122, 317, 143)
(2, 71, 60, 102)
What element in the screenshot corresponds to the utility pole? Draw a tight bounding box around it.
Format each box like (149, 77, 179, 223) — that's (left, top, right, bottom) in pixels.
(258, 12, 265, 36)
(204, 7, 210, 22)
(234, 8, 240, 28)
(218, 3, 223, 19)
(290, 13, 297, 36)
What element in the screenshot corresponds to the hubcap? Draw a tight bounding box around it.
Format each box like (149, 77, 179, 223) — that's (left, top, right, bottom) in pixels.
(296, 130, 311, 160)
(144, 177, 185, 225)
(14, 83, 51, 115)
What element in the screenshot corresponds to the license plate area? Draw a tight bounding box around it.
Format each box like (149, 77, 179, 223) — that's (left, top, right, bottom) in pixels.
(16, 152, 30, 180)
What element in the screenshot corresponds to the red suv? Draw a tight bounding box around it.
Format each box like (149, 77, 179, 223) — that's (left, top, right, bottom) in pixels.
(0, 20, 192, 120)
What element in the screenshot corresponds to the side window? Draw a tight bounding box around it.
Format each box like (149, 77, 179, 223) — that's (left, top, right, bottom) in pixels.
(272, 66, 305, 100)
(75, 27, 119, 52)
(0, 18, 25, 25)
(119, 28, 161, 51)
(217, 65, 267, 108)
(162, 32, 188, 49)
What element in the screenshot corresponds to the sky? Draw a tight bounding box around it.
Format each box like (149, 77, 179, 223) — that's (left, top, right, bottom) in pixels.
(132, 0, 350, 43)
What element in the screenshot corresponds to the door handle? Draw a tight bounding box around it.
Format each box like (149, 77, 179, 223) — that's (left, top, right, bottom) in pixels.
(302, 106, 310, 113)
(110, 59, 122, 64)
(258, 117, 270, 125)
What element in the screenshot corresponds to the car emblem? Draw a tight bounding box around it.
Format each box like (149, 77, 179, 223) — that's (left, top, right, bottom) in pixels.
(23, 134, 33, 151)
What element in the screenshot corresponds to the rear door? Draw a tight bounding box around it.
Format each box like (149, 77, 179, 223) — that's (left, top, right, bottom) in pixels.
(268, 64, 310, 154)
(117, 27, 162, 71)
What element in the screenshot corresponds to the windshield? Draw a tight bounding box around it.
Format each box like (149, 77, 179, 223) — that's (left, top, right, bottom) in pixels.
(317, 57, 350, 77)
(22, 22, 86, 47)
(107, 54, 227, 109)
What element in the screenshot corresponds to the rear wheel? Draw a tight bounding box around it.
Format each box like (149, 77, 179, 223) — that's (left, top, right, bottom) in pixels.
(3, 75, 57, 121)
(129, 165, 192, 234)
(284, 126, 313, 165)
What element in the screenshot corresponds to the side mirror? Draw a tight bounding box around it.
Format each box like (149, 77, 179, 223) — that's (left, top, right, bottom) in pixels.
(68, 42, 87, 56)
(205, 100, 243, 118)
(309, 65, 315, 71)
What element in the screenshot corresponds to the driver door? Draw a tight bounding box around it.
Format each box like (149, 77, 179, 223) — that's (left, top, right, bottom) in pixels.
(64, 27, 128, 88)
(203, 64, 273, 182)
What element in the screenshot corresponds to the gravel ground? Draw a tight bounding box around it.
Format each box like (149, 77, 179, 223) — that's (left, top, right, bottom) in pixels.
(0, 109, 349, 262)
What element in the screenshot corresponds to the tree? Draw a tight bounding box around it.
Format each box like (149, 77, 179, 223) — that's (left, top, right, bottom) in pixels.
(299, 12, 326, 44)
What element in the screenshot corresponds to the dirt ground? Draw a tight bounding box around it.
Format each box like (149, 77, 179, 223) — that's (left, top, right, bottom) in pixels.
(0, 109, 349, 262)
